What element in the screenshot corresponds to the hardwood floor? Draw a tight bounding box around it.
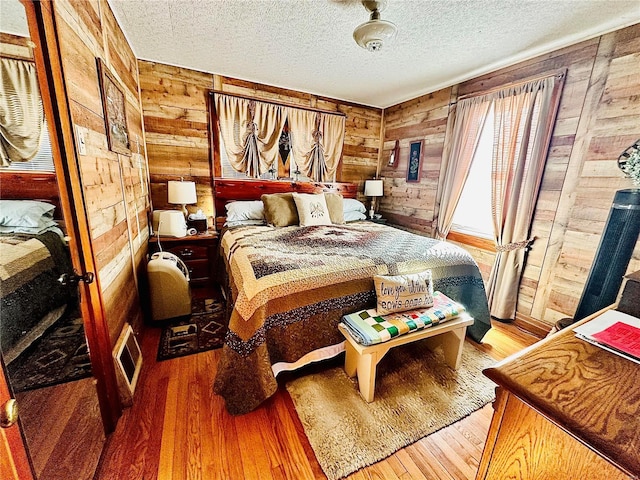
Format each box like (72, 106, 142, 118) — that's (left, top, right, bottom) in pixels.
(97, 321, 539, 480)
(16, 377, 104, 480)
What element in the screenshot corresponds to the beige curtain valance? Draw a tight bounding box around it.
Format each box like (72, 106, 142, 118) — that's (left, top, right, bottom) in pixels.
(0, 58, 44, 166)
(213, 93, 345, 181)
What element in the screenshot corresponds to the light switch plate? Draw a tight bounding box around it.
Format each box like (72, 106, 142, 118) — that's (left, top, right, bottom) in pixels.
(75, 125, 88, 155)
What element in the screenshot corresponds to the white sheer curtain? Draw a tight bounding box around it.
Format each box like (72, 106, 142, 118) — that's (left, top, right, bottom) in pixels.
(214, 94, 285, 178)
(287, 108, 345, 182)
(0, 58, 44, 166)
(435, 98, 492, 239)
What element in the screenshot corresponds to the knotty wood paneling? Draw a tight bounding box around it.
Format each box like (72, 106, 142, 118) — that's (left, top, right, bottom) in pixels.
(54, 0, 149, 344)
(0, 32, 33, 60)
(381, 88, 453, 236)
(139, 61, 383, 223)
(381, 24, 640, 328)
(138, 61, 214, 219)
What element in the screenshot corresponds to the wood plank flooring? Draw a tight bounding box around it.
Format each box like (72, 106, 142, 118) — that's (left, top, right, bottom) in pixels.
(16, 377, 104, 480)
(97, 321, 539, 480)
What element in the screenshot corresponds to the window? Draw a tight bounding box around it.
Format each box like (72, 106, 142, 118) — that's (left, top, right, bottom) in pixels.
(219, 133, 312, 182)
(450, 106, 495, 239)
(3, 118, 54, 172)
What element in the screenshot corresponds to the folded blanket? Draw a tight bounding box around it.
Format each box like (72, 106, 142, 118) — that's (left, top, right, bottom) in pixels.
(341, 291, 467, 346)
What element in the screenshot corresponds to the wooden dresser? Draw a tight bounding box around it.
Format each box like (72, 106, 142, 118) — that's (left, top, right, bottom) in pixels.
(476, 307, 640, 480)
(148, 232, 218, 287)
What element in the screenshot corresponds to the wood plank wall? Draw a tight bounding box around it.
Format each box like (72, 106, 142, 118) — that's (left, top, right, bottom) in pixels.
(139, 62, 383, 223)
(0, 32, 34, 60)
(380, 24, 640, 327)
(53, 0, 150, 344)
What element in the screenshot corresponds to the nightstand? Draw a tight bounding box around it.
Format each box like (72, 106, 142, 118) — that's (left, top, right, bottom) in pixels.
(148, 231, 219, 287)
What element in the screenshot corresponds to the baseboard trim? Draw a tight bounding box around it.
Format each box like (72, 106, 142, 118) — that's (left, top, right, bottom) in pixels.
(514, 313, 552, 339)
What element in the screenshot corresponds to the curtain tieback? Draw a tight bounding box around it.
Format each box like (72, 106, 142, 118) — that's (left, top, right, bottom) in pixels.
(495, 237, 535, 252)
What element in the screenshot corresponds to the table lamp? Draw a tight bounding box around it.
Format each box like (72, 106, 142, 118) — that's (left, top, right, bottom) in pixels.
(364, 179, 384, 219)
(168, 179, 197, 217)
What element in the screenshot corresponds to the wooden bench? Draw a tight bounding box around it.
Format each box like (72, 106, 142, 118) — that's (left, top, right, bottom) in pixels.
(338, 313, 474, 402)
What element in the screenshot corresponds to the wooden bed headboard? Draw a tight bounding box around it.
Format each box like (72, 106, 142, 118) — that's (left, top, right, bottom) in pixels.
(0, 171, 63, 219)
(213, 178, 359, 230)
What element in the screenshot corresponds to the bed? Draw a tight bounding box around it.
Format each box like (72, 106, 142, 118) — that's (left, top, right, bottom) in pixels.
(212, 178, 491, 414)
(0, 172, 76, 364)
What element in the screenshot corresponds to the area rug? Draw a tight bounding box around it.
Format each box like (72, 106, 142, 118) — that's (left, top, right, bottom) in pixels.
(157, 297, 226, 361)
(7, 311, 92, 392)
(285, 341, 496, 480)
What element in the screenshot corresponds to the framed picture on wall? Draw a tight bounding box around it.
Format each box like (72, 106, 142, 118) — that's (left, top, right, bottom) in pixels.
(97, 58, 130, 155)
(406, 140, 423, 182)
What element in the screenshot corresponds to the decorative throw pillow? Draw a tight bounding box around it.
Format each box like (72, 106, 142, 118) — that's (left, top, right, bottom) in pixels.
(373, 270, 434, 315)
(324, 193, 345, 224)
(292, 193, 332, 226)
(261, 193, 298, 227)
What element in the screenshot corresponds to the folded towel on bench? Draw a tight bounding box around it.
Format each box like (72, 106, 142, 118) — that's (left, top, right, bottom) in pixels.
(341, 291, 467, 346)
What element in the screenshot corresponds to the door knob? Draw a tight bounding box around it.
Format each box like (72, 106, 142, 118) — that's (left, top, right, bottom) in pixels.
(58, 271, 95, 286)
(0, 399, 18, 428)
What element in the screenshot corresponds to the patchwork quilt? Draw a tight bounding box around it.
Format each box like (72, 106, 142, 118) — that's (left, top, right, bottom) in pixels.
(0, 231, 75, 361)
(341, 290, 467, 346)
(213, 221, 490, 414)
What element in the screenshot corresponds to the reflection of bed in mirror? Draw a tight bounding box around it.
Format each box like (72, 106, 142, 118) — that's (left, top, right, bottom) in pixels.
(0, 171, 80, 387)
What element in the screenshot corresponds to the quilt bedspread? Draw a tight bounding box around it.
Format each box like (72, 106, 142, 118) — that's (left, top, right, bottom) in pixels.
(213, 221, 490, 414)
(0, 231, 75, 359)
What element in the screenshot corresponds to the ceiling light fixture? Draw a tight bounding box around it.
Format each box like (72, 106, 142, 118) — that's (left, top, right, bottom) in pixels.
(353, 0, 397, 52)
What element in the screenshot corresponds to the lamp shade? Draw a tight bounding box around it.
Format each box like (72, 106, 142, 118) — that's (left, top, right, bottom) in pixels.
(364, 179, 384, 197)
(168, 180, 197, 205)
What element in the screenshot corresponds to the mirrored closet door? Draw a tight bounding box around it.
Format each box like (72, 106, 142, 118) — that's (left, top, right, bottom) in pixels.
(0, 1, 105, 478)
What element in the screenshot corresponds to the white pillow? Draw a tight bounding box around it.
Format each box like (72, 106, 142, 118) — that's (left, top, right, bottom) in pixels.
(225, 200, 265, 222)
(344, 211, 367, 222)
(292, 193, 332, 226)
(0, 200, 56, 228)
(343, 198, 366, 214)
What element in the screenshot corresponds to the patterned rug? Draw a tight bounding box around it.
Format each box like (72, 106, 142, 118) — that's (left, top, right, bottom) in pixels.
(7, 311, 93, 392)
(157, 297, 227, 361)
(286, 342, 496, 480)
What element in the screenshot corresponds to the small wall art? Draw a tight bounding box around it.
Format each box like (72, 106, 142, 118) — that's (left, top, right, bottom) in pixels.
(387, 139, 400, 168)
(97, 58, 130, 155)
(406, 140, 423, 182)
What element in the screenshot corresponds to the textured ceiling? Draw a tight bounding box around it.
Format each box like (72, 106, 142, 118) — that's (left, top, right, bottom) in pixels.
(3, 1, 640, 108)
(109, 0, 640, 108)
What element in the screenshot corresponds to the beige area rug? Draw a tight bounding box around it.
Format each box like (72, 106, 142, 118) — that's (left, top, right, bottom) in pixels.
(285, 341, 496, 480)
